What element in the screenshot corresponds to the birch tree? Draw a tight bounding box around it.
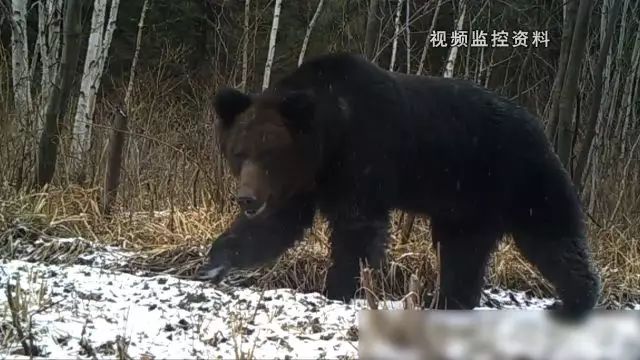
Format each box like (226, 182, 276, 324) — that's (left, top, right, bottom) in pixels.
(71, 0, 121, 183)
(8, 0, 32, 124)
(405, 0, 410, 73)
(416, 0, 443, 76)
(443, 1, 466, 78)
(241, 0, 250, 91)
(298, 0, 324, 67)
(389, 0, 405, 71)
(262, 0, 283, 90)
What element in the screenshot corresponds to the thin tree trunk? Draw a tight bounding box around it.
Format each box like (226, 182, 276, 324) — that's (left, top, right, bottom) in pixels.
(600, 0, 630, 162)
(364, 0, 380, 61)
(298, 0, 324, 67)
(405, 0, 410, 73)
(556, 0, 594, 170)
(70, 0, 121, 184)
(36, 0, 83, 187)
(389, 0, 405, 71)
(37, 0, 62, 135)
(124, 0, 147, 108)
(574, 0, 623, 189)
(104, 0, 149, 215)
(483, 48, 495, 88)
(587, 0, 625, 173)
(474, 44, 484, 83)
(262, 0, 283, 90)
(416, 0, 443, 76)
(241, 0, 250, 91)
(587, 128, 599, 213)
(545, 0, 579, 141)
(443, 1, 466, 78)
(9, 0, 32, 125)
(604, 0, 632, 158)
(618, 29, 640, 159)
(104, 109, 127, 215)
(30, 23, 41, 88)
(71, 0, 108, 181)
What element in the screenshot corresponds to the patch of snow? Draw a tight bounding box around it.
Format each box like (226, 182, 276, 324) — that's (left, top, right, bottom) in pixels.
(3, 235, 134, 270)
(1, 252, 638, 359)
(1, 260, 360, 359)
(75, 244, 135, 269)
(476, 287, 556, 310)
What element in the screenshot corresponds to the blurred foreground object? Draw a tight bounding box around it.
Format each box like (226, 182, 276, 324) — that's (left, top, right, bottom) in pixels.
(359, 310, 640, 360)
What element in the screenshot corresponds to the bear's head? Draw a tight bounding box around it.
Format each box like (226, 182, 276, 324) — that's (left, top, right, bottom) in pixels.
(213, 87, 321, 218)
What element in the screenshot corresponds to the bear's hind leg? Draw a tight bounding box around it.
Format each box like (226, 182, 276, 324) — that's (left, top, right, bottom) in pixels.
(430, 221, 501, 310)
(512, 232, 601, 320)
(324, 213, 389, 302)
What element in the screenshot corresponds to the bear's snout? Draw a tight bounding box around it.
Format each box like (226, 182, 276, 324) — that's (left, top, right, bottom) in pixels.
(195, 260, 229, 283)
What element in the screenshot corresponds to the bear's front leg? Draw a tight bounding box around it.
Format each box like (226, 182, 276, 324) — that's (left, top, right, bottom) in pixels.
(324, 213, 390, 302)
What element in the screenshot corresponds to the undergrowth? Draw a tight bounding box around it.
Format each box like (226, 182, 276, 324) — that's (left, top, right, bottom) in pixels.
(1, 185, 638, 308)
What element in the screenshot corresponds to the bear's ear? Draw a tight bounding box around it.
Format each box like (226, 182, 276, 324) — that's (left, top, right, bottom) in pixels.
(278, 90, 316, 134)
(213, 87, 253, 127)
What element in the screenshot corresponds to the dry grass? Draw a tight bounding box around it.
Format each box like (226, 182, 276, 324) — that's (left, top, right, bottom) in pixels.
(1, 184, 638, 308)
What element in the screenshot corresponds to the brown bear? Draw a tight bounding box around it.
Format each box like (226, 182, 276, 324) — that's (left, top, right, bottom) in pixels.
(198, 52, 601, 321)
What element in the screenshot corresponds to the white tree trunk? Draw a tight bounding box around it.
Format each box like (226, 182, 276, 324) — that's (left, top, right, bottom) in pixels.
(71, 0, 121, 177)
(10, 0, 32, 123)
(416, 0, 443, 75)
(389, 0, 405, 71)
(443, 1, 466, 78)
(262, 0, 283, 90)
(241, 0, 250, 91)
(405, 0, 411, 73)
(37, 0, 62, 132)
(298, 0, 324, 67)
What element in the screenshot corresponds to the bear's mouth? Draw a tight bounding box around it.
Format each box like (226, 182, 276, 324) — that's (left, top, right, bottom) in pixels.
(244, 201, 267, 218)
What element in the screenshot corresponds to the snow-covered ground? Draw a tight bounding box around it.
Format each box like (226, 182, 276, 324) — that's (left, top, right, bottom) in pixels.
(1, 259, 362, 359)
(1, 239, 639, 359)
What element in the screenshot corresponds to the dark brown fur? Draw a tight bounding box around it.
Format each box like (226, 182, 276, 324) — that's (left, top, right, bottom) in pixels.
(202, 52, 601, 322)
